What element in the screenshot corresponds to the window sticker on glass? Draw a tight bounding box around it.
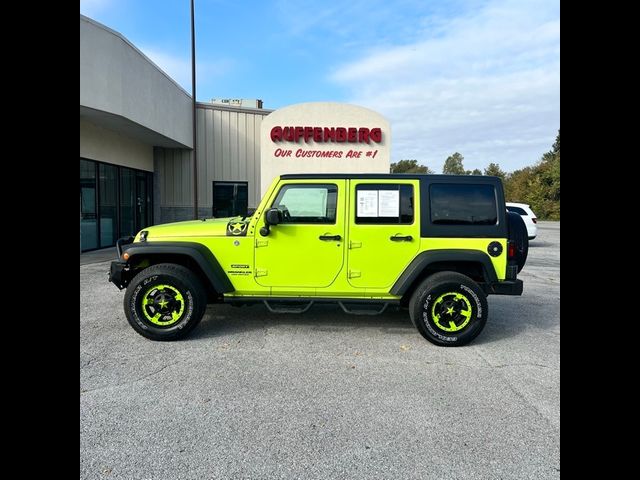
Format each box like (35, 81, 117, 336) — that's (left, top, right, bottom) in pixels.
(378, 190, 399, 217)
(357, 190, 378, 217)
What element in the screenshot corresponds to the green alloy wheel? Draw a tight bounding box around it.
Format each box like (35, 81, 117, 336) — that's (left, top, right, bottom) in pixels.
(124, 263, 207, 341)
(141, 284, 185, 326)
(409, 271, 488, 347)
(431, 292, 473, 332)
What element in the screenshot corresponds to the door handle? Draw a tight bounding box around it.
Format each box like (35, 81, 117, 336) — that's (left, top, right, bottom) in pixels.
(390, 234, 413, 242)
(319, 234, 341, 241)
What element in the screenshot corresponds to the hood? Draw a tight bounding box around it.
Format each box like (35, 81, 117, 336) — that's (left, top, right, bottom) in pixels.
(137, 216, 251, 240)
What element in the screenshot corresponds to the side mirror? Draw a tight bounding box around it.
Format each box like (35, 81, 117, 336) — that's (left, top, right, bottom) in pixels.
(265, 208, 282, 226)
(260, 208, 282, 236)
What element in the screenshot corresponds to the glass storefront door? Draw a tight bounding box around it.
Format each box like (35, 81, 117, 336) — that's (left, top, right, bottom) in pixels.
(99, 163, 118, 248)
(136, 172, 149, 231)
(119, 168, 135, 238)
(80, 159, 98, 250)
(80, 158, 153, 252)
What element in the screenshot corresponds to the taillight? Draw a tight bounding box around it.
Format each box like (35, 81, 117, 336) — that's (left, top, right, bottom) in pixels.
(532, 218, 537, 224)
(508, 241, 516, 258)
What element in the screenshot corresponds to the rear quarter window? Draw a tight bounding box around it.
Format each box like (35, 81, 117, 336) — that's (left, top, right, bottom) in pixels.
(430, 184, 497, 225)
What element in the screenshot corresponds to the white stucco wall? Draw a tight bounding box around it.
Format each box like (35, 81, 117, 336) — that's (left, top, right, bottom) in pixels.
(80, 118, 153, 171)
(80, 15, 192, 148)
(260, 102, 391, 195)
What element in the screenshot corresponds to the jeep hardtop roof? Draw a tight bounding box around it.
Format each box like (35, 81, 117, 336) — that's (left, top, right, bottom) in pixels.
(280, 173, 501, 183)
(278, 173, 507, 238)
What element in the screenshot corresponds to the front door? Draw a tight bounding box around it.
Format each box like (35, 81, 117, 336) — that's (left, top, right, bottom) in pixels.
(347, 179, 420, 288)
(255, 181, 346, 288)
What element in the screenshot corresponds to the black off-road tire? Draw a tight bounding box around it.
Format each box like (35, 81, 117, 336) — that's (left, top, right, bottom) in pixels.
(409, 272, 488, 347)
(124, 263, 207, 341)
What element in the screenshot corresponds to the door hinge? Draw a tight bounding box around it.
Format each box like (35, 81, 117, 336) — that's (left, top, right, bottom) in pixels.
(349, 240, 362, 249)
(348, 270, 361, 278)
(255, 239, 269, 247)
(255, 269, 268, 277)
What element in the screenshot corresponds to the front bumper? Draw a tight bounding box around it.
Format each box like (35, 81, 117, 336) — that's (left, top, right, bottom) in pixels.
(108, 236, 135, 290)
(108, 261, 131, 290)
(481, 279, 523, 296)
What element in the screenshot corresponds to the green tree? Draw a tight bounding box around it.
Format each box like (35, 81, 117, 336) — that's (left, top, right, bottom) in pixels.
(484, 163, 506, 179)
(503, 130, 560, 220)
(443, 152, 466, 174)
(390, 159, 433, 174)
(471, 169, 482, 175)
(552, 129, 560, 155)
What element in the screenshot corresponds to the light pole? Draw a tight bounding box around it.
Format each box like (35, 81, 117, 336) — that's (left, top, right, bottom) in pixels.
(190, 0, 198, 219)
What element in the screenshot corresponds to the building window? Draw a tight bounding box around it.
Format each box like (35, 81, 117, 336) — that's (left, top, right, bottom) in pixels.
(80, 158, 153, 252)
(212, 182, 248, 217)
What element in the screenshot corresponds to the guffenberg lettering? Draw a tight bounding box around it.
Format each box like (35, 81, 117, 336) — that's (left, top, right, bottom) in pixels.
(271, 126, 382, 143)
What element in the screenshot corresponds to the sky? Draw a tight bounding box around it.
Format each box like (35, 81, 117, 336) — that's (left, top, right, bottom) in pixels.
(80, 0, 559, 173)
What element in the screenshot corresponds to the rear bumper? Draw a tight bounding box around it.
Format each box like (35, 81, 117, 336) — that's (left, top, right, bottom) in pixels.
(481, 279, 523, 296)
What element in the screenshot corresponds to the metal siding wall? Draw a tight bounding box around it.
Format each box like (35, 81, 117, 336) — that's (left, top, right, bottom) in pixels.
(166, 150, 174, 205)
(246, 115, 256, 207)
(181, 149, 191, 206)
(197, 108, 207, 207)
(238, 113, 247, 183)
(205, 109, 215, 209)
(254, 115, 263, 206)
(213, 110, 223, 184)
(222, 110, 230, 181)
(155, 106, 271, 220)
(230, 111, 239, 181)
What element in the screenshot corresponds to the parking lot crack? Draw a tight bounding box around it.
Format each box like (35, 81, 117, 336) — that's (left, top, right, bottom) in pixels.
(81, 361, 180, 395)
(475, 349, 558, 431)
(492, 363, 553, 369)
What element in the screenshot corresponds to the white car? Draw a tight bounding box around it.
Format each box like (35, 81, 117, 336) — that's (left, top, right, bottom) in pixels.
(506, 202, 538, 239)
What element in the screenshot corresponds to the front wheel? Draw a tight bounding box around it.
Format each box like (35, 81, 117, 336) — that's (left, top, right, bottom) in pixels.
(124, 263, 207, 341)
(409, 272, 488, 347)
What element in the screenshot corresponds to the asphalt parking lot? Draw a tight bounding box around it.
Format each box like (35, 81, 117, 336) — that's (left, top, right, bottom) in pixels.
(80, 222, 559, 480)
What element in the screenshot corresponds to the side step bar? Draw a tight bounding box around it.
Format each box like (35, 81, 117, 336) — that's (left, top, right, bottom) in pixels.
(263, 300, 315, 314)
(338, 301, 389, 316)
(227, 297, 399, 315)
(260, 299, 392, 315)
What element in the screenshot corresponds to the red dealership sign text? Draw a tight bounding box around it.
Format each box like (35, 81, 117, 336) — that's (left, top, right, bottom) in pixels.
(271, 126, 382, 144)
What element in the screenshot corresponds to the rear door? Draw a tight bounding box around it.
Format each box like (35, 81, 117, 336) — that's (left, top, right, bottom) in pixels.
(347, 179, 420, 288)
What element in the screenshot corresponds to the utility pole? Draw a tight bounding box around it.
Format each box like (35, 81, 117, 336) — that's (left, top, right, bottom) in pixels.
(191, 0, 198, 219)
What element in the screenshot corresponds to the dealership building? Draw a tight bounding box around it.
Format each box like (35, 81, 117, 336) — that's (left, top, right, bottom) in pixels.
(80, 14, 390, 252)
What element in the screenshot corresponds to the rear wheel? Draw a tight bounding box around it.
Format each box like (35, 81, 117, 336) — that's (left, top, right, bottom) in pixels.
(409, 272, 488, 347)
(124, 263, 207, 341)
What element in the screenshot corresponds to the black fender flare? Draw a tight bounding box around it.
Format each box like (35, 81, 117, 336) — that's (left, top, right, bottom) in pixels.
(123, 241, 235, 293)
(390, 249, 498, 296)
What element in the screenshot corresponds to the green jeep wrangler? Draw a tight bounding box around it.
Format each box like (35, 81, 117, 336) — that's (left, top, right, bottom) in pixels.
(109, 174, 527, 346)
